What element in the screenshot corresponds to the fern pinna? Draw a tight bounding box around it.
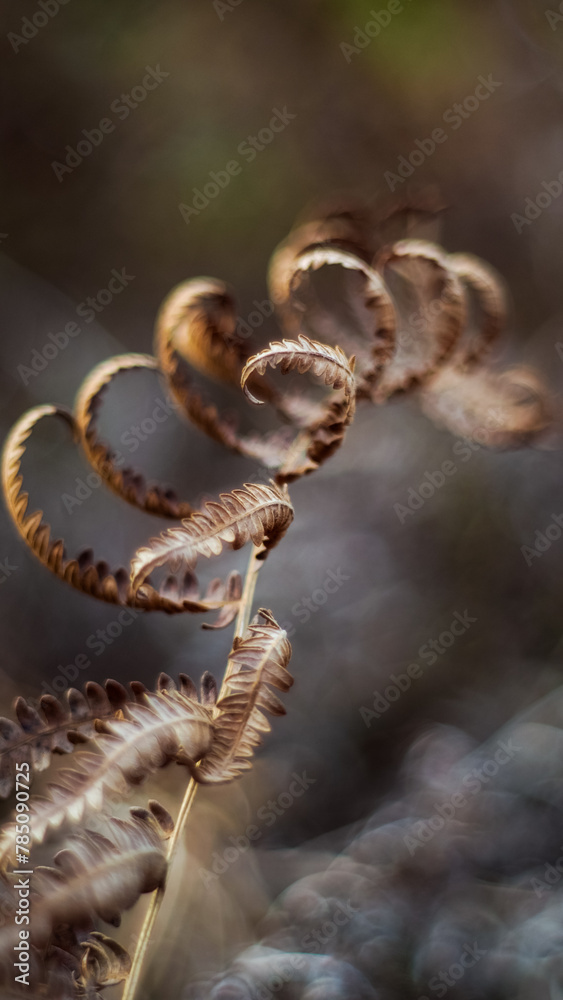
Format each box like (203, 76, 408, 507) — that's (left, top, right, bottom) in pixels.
(0, 202, 554, 998)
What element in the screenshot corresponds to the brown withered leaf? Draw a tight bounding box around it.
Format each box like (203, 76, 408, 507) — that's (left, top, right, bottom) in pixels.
(372, 238, 466, 400)
(268, 216, 373, 328)
(270, 213, 375, 275)
(240, 336, 357, 482)
(154, 277, 299, 469)
(33, 931, 130, 1000)
(0, 679, 131, 800)
(193, 609, 293, 784)
(74, 352, 196, 520)
(446, 252, 508, 368)
(156, 276, 246, 386)
(0, 805, 170, 987)
(419, 364, 555, 448)
(369, 190, 449, 249)
(199, 571, 243, 631)
(77, 932, 131, 996)
(165, 379, 292, 469)
(78, 932, 131, 996)
(1, 405, 242, 623)
(154, 670, 216, 703)
(155, 278, 253, 452)
(268, 228, 396, 395)
(5, 690, 212, 849)
(130, 482, 294, 594)
(0, 668, 223, 802)
(29, 802, 171, 947)
(241, 335, 355, 405)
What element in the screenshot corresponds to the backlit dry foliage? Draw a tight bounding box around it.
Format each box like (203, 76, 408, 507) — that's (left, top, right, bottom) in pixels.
(0, 205, 554, 998)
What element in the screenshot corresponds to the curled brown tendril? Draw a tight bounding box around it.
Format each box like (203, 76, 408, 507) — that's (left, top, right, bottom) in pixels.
(1, 405, 243, 623)
(2, 200, 555, 629)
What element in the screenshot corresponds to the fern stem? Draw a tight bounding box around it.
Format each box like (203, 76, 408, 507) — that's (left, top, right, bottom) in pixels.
(122, 547, 262, 999)
(122, 778, 198, 1000)
(166, 775, 199, 860)
(121, 889, 163, 1000)
(234, 544, 263, 638)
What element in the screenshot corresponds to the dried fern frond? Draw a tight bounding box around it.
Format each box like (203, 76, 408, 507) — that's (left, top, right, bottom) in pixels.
(2, 405, 241, 623)
(241, 336, 357, 481)
(155, 277, 246, 436)
(419, 364, 555, 448)
(372, 238, 466, 399)
(0, 679, 132, 799)
(0, 804, 170, 993)
(270, 215, 374, 285)
(74, 353, 196, 520)
(267, 217, 372, 324)
(411, 253, 552, 448)
(77, 932, 131, 997)
(154, 277, 300, 469)
(77, 933, 131, 997)
(241, 335, 355, 405)
(2, 404, 130, 606)
(153, 670, 216, 703)
(194, 609, 293, 784)
(130, 481, 294, 594)
(268, 231, 396, 394)
(0, 671, 220, 801)
(30, 802, 171, 947)
(446, 252, 508, 368)
(154, 280, 355, 477)
(268, 209, 554, 449)
(156, 276, 245, 386)
(0, 691, 212, 858)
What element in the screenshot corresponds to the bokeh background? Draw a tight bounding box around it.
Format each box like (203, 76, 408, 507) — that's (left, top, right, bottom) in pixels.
(2, 1, 563, 997)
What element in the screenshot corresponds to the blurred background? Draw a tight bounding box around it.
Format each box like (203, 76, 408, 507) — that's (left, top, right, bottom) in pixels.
(2, 1, 563, 997)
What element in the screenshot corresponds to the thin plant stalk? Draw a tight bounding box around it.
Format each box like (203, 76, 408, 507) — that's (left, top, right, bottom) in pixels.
(122, 545, 263, 1000)
(122, 778, 198, 1000)
(234, 544, 263, 638)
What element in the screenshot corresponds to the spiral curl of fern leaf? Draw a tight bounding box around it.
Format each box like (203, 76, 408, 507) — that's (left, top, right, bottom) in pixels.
(130, 481, 294, 593)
